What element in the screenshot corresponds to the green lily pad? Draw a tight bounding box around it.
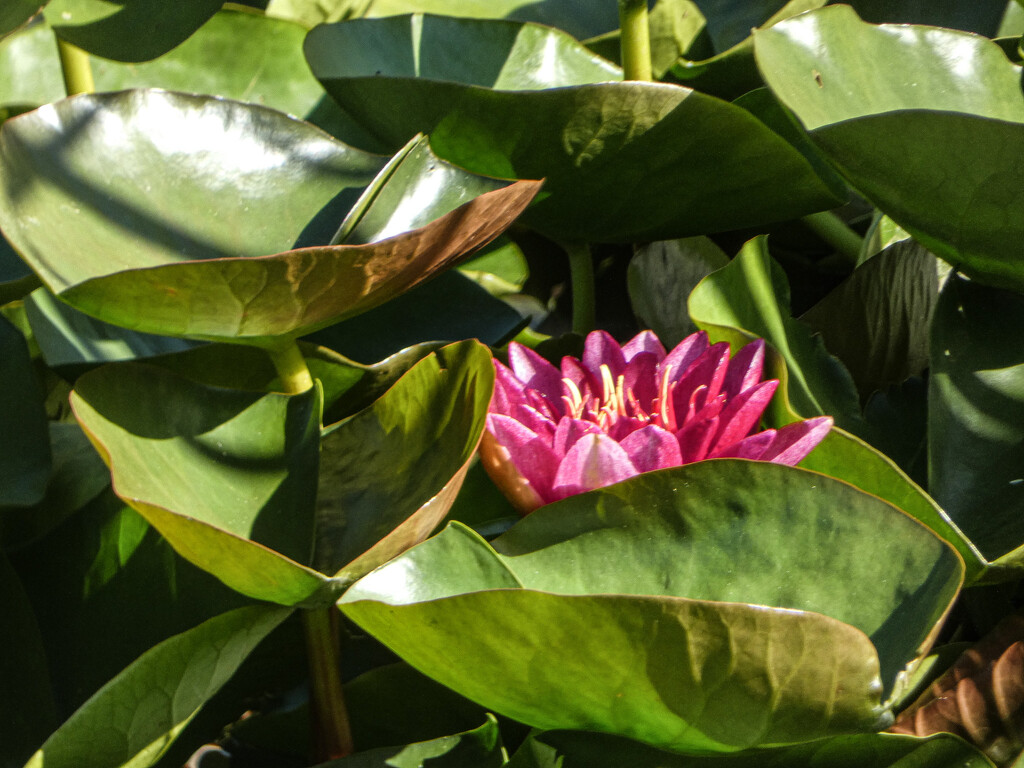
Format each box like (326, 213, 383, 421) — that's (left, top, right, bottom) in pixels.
(930, 274, 1024, 580)
(23, 604, 291, 768)
(0, 1, 43, 40)
(341, 460, 963, 753)
(70, 362, 331, 606)
(0, 312, 50, 507)
(508, 730, 995, 767)
(315, 340, 493, 581)
(0, 90, 539, 344)
(755, 5, 1024, 293)
(44, 0, 222, 62)
(306, 15, 846, 242)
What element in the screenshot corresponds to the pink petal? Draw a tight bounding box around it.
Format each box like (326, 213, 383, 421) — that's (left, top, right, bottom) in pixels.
(671, 343, 730, 421)
(622, 331, 667, 363)
(676, 415, 720, 463)
(760, 417, 834, 466)
(619, 425, 683, 473)
(508, 343, 564, 403)
(660, 331, 709, 382)
(712, 430, 775, 461)
(553, 417, 602, 456)
(622, 351, 660, 414)
(711, 380, 778, 452)
(582, 330, 626, 379)
(723, 339, 766, 399)
(561, 356, 596, 401)
(491, 361, 528, 416)
(551, 432, 638, 500)
(485, 414, 559, 505)
(512, 403, 557, 442)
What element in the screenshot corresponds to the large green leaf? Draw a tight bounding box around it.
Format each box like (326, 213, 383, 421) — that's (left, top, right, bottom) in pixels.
(44, 0, 222, 62)
(0, 313, 49, 506)
(508, 730, 995, 767)
(0, 552, 56, 768)
(341, 460, 963, 753)
(23, 604, 291, 768)
(315, 340, 493, 581)
(930, 275, 1024, 578)
(70, 363, 331, 606)
(688, 236, 862, 432)
(755, 5, 1024, 293)
(0, 1, 41, 42)
(0, 90, 539, 344)
(306, 15, 846, 242)
(843, 0, 1007, 35)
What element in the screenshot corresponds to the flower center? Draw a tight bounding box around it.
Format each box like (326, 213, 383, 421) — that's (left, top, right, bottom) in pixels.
(560, 364, 688, 433)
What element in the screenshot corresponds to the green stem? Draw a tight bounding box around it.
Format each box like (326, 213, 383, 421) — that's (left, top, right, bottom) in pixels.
(266, 341, 313, 394)
(56, 37, 95, 96)
(801, 211, 862, 267)
(564, 241, 596, 335)
(302, 608, 354, 761)
(618, 0, 653, 81)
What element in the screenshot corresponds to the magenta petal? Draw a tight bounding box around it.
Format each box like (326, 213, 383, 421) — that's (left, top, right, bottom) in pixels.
(553, 417, 602, 456)
(660, 331, 709, 382)
(622, 331, 667, 363)
(722, 339, 765, 399)
(676, 416, 720, 463)
(512, 404, 557, 441)
(508, 343, 564, 402)
(713, 430, 775, 461)
(582, 330, 627, 378)
(620, 425, 683, 473)
(551, 433, 638, 500)
(760, 417, 834, 466)
(671, 343, 730, 420)
(560, 356, 596, 400)
(622, 351, 660, 413)
(486, 414, 558, 500)
(712, 380, 778, 451)
(491, 361, 528, 416)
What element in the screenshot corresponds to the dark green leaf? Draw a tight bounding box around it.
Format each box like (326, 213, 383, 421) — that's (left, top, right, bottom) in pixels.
(508, 730, 995, 767)
(306, 15, 846, 242)
(929, 275, 1024, 577)
(45, 0, 222, 62)
(315, 340, 493, 580)
(844, 0, 1007, 35)
(0, 551, 56, 768)
(0, 313, 49, 506)
(342, 460, 964, 752)
(23, 604, 291, 768)
(0, 1, 42, 41)
(755, 5, 1024, 293)
(70, 363, 330, 605)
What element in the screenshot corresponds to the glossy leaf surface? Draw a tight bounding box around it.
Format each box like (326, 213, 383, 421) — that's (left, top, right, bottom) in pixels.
(315, 340, 493, 580)
(756, 6, 1024, 293)
(0, 313, 49, 506)
(24, 604, 290, 768)
(0, 90, 539, 343)
(342, 460, 963, 753)
(70, 363, 330, 606)
(306, 15, 846, 241)
(930, 275, 1024, 576)
(45, 0, 222, 62)
(509, 729, 995, 767)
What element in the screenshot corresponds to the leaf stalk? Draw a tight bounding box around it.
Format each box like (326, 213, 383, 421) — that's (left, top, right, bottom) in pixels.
(56, 37, 95, 96)
(564, 241, 597, 335)
(618, 0, 653, 81)
(302, 607, 354, 761)
(266, 341, 314, 394)
(801, 211, 863, 267)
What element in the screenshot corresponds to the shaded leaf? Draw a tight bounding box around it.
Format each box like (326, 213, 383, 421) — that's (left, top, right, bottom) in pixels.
(342, 460, 964, 752)
(70, 363, 331, 606)
(845, 0, 1008, 35)
(755, 5, 1024, 293)
(315, 340, 493, 580)
(929, 275, 1024, 577)
(0, 1, 42, 41)
(0, 312, 49, 506)
(24, 604, 291, 768)
(45, 0, 222, 62)
(306, 15, 846, 242)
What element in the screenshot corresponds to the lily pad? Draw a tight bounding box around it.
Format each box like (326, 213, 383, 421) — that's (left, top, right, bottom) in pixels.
(341, 460, 963, 753)
(0, 90, 539, 344)
(306, 15, 847, 242)
(755, 5, 1024, 293)
(44, 0, 222, 62)
(315, 340, 494, 581)
(0, 1, 43, 41)
(70, 362, 331, 606)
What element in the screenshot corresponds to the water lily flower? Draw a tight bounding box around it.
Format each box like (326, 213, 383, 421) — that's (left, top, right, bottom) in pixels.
(481, 330, 833, 514)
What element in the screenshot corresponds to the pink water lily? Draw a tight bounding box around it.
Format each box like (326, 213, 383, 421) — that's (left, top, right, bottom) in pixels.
(481, 329, 833, 514)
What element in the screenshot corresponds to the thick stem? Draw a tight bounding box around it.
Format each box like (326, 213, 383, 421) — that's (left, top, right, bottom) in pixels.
(56, 37, 95, 96)
(618, 0, 653, 81)
(564, 241, 596, 336)
(266, 341, 314, 394)
(302, 608, 354, 761)
(801, 211, 862, 268)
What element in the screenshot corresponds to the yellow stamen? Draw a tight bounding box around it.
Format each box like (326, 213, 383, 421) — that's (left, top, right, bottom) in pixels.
(562, 377, 584, 418)
(600, 364, 616, 409)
